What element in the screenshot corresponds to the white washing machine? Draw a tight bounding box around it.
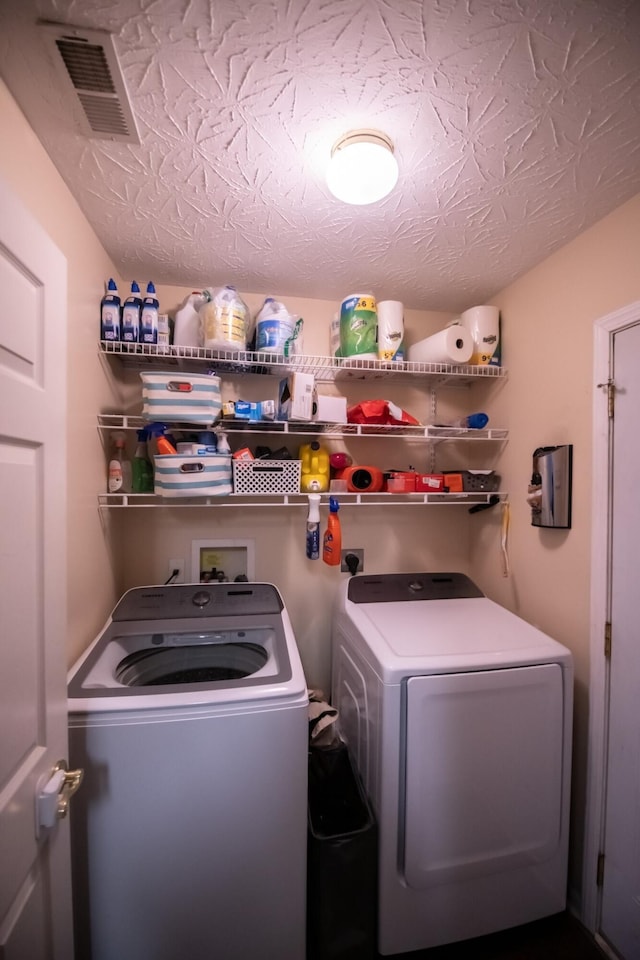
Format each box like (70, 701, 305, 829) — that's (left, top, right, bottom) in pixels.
(331, 572, 573, 956)
(68, 582, 308, 960)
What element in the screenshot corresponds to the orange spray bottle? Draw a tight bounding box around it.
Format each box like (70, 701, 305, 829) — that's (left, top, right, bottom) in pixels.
(322, 497, 341, 566)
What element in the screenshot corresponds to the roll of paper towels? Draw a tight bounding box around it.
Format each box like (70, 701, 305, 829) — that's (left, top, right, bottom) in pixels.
(407, 325, 473, 364)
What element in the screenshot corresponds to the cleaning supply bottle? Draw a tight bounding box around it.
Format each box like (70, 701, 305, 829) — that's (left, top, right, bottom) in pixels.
(306, 494, 321, 560)
(146, 422, 178, 459)
(322, 497, 341, 566)
(174, 291, 206, 348)
(132, 428, 154, 493)
(300, 441, 330, 492)
(121, 281, 142, 342)
(215, 429, 231, 455)
(199, 285, 250, 352)
(108, 432, 132, 493)
(255, 297, 295, 353)
(100, 278, 121, 341)
(140, 281, 159, 345)
(437, 412, 489, 429)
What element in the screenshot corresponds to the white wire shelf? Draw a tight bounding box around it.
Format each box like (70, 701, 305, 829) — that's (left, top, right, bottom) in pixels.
(97, 414, 508, 443)
(99, 340, 507, 386)
(98, 491, 507, 509)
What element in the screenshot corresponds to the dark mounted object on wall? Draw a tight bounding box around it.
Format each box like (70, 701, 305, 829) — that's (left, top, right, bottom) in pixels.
(530, 445, 573, 529)
(468, 495, 500, 514)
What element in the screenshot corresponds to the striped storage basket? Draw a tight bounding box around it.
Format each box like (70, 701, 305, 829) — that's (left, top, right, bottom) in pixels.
(153, 454, 232, 498)
(141, 372, 222, 424)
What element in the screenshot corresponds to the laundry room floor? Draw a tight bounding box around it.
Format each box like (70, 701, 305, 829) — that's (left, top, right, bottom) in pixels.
(379, 911, 608, 959)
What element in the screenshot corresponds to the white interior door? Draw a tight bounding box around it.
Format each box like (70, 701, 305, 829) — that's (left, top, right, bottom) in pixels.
(599, 320, 640, 959)
(0, 176, 74, 957)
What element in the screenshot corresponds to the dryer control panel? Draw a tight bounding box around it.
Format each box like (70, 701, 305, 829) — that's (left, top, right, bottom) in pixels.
(347, 572, 484, 604)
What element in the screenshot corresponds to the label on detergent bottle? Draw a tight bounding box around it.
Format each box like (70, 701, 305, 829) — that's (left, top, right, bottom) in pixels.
(256, 318, 295, 352)
(306, 523, 320, 560)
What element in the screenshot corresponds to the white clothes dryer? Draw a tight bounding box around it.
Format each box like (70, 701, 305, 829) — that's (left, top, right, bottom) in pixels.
(331, 572, 573, 956)
(68, 582, 308, 960)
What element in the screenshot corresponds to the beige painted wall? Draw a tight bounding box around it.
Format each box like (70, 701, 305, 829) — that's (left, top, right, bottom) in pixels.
(470, 191, 640, 901)
(0, 79, 122, 664)
(114, 284, 474, 690)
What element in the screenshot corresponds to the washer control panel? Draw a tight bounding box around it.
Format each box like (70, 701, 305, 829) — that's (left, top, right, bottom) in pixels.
(111, 583, 284, 621)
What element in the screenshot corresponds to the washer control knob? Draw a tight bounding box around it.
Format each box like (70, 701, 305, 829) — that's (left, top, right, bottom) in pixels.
(191, 590, 211, 608)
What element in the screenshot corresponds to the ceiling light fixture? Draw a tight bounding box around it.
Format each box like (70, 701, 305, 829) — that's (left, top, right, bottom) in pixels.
(326, 129, 399, 205)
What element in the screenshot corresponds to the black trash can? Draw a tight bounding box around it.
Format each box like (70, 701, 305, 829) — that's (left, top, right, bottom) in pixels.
(307, 742, 377, 960)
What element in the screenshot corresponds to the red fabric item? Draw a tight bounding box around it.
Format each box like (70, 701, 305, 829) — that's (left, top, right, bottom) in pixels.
(347, 399, 420, 426)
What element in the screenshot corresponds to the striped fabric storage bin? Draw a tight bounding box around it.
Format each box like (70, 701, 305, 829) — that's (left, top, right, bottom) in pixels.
(141, 372, 221, 424)
(153, 454, 232, 498)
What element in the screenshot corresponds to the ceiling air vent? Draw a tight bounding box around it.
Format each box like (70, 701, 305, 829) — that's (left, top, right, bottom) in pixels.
(39, 21, 140, 144)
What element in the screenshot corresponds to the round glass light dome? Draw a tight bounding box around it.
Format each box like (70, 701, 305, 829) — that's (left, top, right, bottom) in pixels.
(326, 130, 399, 205)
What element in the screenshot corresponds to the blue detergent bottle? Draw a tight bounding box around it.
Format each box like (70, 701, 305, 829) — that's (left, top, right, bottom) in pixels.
(100, 278, 121, 341)
(140, 281, 159, 345)
(121, 281, 142, 342)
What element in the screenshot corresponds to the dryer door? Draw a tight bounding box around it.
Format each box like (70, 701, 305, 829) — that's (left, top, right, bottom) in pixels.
(402, 664, 564, 888)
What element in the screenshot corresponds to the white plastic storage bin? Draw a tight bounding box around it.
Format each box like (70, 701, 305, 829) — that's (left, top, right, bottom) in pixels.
(154, 454, 232, 498)
(233, 460, 302, 495)
(141, 372, 221, 424)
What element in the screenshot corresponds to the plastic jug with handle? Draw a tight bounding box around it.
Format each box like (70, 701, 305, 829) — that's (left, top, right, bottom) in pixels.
(299, 441, 330, 493)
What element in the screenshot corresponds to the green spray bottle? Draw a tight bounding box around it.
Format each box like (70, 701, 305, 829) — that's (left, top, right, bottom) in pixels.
(132, 427, 154, 493)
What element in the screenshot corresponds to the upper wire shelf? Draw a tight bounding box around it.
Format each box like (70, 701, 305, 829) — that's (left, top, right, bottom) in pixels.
(97, 413, 508, 442)
(99, 341, 507, 386)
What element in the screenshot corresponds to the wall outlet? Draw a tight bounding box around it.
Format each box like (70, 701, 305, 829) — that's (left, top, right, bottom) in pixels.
(341, 549, 364, 574)
(168, 558, 185, 583)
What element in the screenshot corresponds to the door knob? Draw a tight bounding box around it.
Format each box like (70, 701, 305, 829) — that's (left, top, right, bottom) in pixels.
(36, 760, 84, 836)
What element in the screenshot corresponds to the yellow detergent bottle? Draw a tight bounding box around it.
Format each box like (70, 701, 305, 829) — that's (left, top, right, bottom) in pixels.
(299, 441, 330, 493)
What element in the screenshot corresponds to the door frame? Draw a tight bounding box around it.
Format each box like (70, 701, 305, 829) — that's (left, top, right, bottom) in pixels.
(583, 299, 640, 936)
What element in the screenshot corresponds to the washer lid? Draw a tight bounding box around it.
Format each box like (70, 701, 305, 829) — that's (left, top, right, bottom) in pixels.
(342, 574, 572, 679)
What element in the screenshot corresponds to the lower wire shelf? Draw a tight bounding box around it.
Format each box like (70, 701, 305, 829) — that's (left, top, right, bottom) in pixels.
(98, 491, 508, 508)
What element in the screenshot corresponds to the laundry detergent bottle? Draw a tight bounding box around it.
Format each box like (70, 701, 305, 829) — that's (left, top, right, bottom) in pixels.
(322, 497, 341, 566)
(140, 281, 159, 345)
(121, 281, 142, 343)
(174, 291, 206, 348)
(300, 441, 330, 493)
(100, 278, 121, 341)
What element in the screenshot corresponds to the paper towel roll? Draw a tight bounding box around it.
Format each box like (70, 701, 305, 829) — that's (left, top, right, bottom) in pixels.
(407, 325, 473, 364)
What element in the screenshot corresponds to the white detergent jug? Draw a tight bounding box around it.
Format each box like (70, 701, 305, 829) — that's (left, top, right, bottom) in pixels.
(173, 291, 206, 348)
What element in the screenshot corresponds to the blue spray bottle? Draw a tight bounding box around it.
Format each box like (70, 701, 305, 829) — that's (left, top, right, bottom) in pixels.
(140, 281, 159, 345)
(121, 281, 142, 342)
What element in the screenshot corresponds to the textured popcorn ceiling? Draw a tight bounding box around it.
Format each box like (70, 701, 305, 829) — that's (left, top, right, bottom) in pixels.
(1, 0, 640, 311)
